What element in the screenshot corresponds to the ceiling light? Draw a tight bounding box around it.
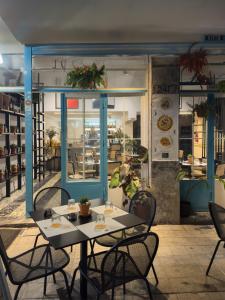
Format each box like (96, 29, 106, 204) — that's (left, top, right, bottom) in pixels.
(0, 54, 3, 64)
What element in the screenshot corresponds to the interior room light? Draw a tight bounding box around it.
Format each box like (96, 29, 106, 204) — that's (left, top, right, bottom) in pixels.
(0, 54, 3, 64)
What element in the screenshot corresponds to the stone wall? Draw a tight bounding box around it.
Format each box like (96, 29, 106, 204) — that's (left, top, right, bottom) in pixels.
(151, 161, 180, 224)
(150, 57, 180, 224)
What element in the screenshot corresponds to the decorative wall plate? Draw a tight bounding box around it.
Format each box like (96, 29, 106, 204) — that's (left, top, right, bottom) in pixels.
(160, 137, 172, 147)
(157, 115, 173, 131)
(160, 97, 170, 110)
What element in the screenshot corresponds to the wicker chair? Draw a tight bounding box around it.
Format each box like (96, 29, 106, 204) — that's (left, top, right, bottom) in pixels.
(71, 232, 159, 300)
(206, 202, 225, 275)
(0, 234, 71, 300)
(90, 190, 158, 284)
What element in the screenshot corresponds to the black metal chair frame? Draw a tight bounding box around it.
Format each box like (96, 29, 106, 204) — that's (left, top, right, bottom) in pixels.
(33, 186, 73, 251)
(206, 202, 225, 275)
(0, 235, 71, 300)
(89, 190, 159, 285)
(71, 232, 159, 300)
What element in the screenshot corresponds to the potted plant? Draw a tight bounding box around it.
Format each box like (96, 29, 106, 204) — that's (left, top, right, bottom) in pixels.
(79, 197, 91, 216)
(11, 164, 18, 175)
(192, 101, 217, 119)
(109, 162, 140, 207)
(187, 154, 193, 164)
(66, 63, 105, 89)
(10, 125, 17, 134)
(10, 144, 17, 155)
(46, 129, 57, 147)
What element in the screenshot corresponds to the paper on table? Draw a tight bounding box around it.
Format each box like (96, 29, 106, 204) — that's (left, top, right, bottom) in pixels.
(36, 216, 77, 238)
(91, 205, 128, 218)
(53, 204, 79, 216)
(76, 218, 125, 239)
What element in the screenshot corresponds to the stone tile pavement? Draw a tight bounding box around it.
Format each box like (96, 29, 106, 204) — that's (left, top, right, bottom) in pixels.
(3, 224, 225, 299)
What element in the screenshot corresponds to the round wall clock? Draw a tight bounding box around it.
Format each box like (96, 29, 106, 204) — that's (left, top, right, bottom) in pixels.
(157, 115, 173, 131)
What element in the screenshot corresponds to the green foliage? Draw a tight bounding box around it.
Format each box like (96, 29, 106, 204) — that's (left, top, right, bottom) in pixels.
(109, 163, 140, 199)
(191, 101, 216, 119)
(66, 63, 105, 89)
(215, 175, 225, 189)
(79, 197, 89, 205)
(46, 129, 57, 140)
(217, 80, 225, 93)
(176, 168, 188, 181)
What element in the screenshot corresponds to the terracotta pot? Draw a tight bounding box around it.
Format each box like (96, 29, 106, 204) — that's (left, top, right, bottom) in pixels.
(10, 126, 17, 134)
(188, 156, 193, 164)
(10, 146, 17, 155)
(79, 202, 91, 216)
(11, 164, 18, 174)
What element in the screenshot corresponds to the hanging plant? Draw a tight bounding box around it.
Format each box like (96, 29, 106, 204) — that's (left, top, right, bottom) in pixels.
(178, 44, 215, 87)
(66, 63, 105, 89)
(192, 101, 217, 119)
(179, 47, 208, 80)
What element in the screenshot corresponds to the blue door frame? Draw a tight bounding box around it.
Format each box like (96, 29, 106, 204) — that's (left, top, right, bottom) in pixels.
(60, 93, 108, 203)
(180, 93, 215, 211)
(24, 42, 224, 215)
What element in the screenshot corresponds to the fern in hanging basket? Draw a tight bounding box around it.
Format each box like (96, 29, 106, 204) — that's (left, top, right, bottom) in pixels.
(192, 101, 217, 119)
(66, 63, 105, 89)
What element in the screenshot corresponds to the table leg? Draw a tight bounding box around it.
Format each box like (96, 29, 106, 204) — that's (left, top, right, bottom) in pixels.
(80, 240, 88, 299)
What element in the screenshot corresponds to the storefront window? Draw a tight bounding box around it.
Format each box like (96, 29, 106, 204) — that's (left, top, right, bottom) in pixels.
(179, 97, 207, 179)
(66, 98, 101, 181)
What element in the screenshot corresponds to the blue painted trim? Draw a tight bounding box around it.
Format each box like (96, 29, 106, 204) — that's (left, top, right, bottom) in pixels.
(38, 87, 147, 95)
(100, 94, 108, 202)
(207, 93, 215, 202)
(60, 93, 108, 203)
(29, 42, 225, 56)
(24, 46, 33, 215)
(61, 93, 67, 202)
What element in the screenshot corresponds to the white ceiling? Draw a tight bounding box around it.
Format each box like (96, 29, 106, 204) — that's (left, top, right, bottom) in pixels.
(0, 0, 225, 49)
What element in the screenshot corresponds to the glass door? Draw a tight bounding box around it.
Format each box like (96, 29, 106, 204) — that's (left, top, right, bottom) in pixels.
(61, 93, 108, 203)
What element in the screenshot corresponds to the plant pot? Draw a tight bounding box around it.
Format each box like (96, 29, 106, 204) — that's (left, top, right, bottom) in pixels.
(79, 202, 91, 216)
(188, 156, 193, 164)
(10, 146, 17, 155)
(10, 126, 17, 134)
(11, 164, 18, 175)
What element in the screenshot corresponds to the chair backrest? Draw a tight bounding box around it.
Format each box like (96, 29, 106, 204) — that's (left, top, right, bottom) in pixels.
(129, 190, 156, 231)
(209, 202, 225, 240)
(0, 235, 11, 277)
(101, 232, 159, 290)
(33, 186, 71, 211)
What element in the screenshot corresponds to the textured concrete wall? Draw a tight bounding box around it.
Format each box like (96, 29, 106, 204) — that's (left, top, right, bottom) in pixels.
(151, 57, 180, 224)
(151, 161, 180, 224)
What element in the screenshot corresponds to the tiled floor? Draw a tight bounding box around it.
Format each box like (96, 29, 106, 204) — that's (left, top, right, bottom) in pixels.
(3, 224, 225, 299)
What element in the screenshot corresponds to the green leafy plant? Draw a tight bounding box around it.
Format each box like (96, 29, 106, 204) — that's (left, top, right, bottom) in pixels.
(109, 162, 140, 202)
(46, 129, 57, 147)
(79, 197, 89, 205)
(215, 175, 225, 189)
(189, 101, 217, 119)
(66, 63, 105, 89)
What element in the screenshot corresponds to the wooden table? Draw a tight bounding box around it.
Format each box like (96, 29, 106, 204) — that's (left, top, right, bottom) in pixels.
(30, 199, 145, 299)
